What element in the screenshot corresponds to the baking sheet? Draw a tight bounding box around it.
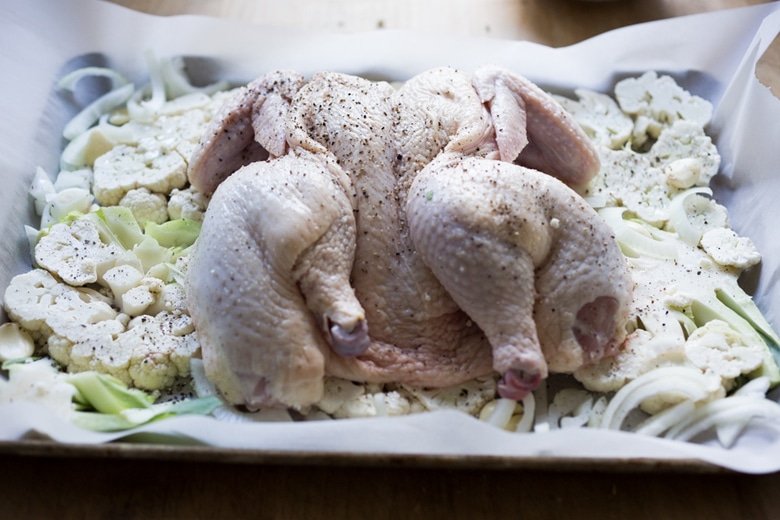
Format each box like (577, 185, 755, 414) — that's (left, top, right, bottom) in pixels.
(2, 0, 780, 474)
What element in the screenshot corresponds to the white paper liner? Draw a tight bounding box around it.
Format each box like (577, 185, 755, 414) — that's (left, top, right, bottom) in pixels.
(2, 0, 780, 473)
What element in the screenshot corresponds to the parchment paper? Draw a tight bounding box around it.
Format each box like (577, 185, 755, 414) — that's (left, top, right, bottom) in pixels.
(2, 0, 780, 474)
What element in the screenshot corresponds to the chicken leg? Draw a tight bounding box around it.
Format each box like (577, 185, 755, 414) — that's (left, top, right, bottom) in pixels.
(186, 149, 366, 409)
(407, 153, 632, 399)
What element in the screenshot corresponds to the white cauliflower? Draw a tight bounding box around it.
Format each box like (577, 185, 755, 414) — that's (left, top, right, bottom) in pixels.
(33, 218, 122, 286)
(102, 264, 165, 316)
(614, 71, 713, 148)
(92, 141, 188, 206)
(0, 358, 77, 421)
(122, 312, 200, 390)
(584, 121, 720, 225)
(119, 187, 169, 227)
(168, 186, 208, 222)
(685, 320, 765, 390)
(90, 85, 233, 208)
(663, 157, 702, 189)
(700, 227, 762, 269)
(3, 266, 199, 391)
(315, 375, 497, 419)
(0, 62, 232, 410)
(317, 378, 412, 418)
(588, 148, 669, 224)
(553, 89, 633, 149)
(151, 107, 212, 163)
(4, 269, 118, 345)
(648, 120, 720, 186)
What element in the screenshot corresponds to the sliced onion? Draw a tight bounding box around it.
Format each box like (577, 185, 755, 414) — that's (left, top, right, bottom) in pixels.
(665, 396, 780, 444)
(735, 376, 771, 397)
(588, 396, 609, 428)
(126, 84, 154, 123)
(57, 66, 129, 92)
(30, 167, 55, 216)
(532, 380, 550, 432)
(160, 56, 229, 98)
(632, 400, 696, 436)
(143, 50, 167, 112)
(62, 83, 134, 141)
(515, 392, 536, 433)
(666, 186, 713, 247)
(599, 366, 712, 430)
(485, 397, 516, 429)
(560, 397, 594, 429)
(60, 121, 141, 170)
(713, 387, 774, 448)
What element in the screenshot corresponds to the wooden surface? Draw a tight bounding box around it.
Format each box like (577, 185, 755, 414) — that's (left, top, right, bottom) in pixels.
(104, 0, 773, 47)
(4, 1, 780, 518)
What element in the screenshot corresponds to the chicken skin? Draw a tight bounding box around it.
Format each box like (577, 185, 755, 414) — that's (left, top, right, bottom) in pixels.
(186, 66, 632, 410)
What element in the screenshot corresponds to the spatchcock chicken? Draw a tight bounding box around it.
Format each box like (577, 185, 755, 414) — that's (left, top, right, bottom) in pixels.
(185, 66, 633, 411)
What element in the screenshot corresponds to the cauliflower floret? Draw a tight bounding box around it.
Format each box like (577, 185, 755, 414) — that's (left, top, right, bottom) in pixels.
(99, 265, 168, 317)
(587, 148, 670, 224)
(0, 358, 77, 421)
(92, 141, 187, 206)
(554, 88, 633, 149)
(584, 119, 721, 226)
(168, 186, 209, 222)
(152, 108, 211, 163)
(121, 277, 164, 317)
(102, 263, 144, 303)
(48, 318, 132, 383)
(146, 281, 188, 315)
(614, 71, 713, 147)
(648, 120, 720, 186)
(3, 269, 117, 345)
(3, 269, 199, 391)
(123, 312, 200, 390)
(34, 218, 122, 286)
(575, 330, 688, 393)
(317, 377, 412, 418)
(316, 377, 498, 419)
(685, 319, 765, 390)
(663, 157, 702, 189)
(316, 377, 366, 415)
(666, 190, 730, 247)
(119, 187, 168, 227)
(701, 227, 762, 269)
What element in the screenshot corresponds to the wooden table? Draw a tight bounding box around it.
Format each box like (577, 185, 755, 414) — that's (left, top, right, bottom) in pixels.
(4, 1, 780, 518)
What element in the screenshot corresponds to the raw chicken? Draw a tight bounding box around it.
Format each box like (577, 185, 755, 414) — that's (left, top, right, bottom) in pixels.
(186, 66, 632, 410)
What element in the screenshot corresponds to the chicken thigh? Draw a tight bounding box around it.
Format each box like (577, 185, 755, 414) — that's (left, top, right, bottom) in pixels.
(186, 66, 633, 410)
